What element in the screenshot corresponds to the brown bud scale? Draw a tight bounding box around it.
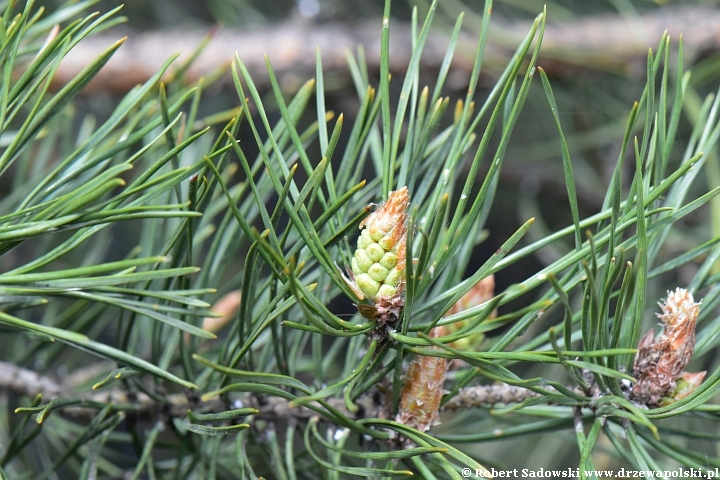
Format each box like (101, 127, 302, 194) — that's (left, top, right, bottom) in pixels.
(396, 326, 449, 433)
(631, 288, 701, 406)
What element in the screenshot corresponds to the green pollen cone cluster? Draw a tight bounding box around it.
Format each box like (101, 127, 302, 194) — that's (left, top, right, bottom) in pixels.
(349, 187, 409, 300)
(352, 229, 403, 298)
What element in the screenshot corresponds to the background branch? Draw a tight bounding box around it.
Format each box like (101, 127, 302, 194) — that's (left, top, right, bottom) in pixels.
(52, 5, 720, 94)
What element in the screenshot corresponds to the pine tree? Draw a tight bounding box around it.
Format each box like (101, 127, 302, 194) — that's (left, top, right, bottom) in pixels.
(1, 1, 720, 478)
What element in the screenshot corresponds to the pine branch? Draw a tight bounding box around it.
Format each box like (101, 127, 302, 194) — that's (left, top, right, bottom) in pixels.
(442, 384, 540, 410)
(0, 360, 384, 421)
(0, 360, 545, 422)
(4, 0, 720, 474)
(0, 361, 221, 420)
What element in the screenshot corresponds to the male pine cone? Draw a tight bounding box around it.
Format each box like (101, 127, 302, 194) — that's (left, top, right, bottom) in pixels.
(348, 187, 408, 300)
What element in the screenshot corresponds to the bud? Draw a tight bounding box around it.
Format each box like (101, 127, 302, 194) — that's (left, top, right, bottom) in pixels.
(184, 291, 241, 344)
(631, 288, 702, 406)
(202, 291, 241, 334)
(444, 275, 495, 351)
(396, 326, 449, 433)
(658, 371, 706, 407)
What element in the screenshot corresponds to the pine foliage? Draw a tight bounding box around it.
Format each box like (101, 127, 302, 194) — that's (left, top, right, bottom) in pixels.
(1, 0, 720, 478)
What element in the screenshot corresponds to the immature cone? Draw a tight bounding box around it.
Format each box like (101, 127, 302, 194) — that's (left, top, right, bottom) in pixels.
(396, 326, 449, 433)
(631, 288, 703, 406)
(344, 187, 409, 322)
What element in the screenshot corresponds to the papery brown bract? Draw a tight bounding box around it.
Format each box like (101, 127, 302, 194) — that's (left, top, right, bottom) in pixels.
(396, 326, 449, 433)
(632, 288, 701, 406)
